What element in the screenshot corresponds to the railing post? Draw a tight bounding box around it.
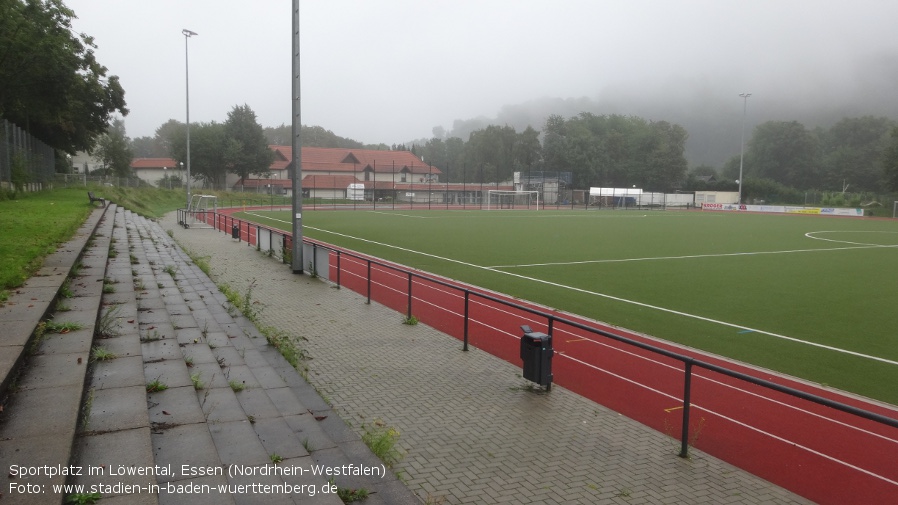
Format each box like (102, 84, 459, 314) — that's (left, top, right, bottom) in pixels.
(547, 316, 555, 392)
(407, 272, 413, 320)
(679, 361, 694, 458)
(366, 260, 372, 304)
(336, 250, 341, 288)
(463, 290, 470, 351)
(312, 243, 317, 274)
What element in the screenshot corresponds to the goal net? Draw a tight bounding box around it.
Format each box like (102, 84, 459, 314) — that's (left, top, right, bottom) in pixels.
(486, 190, 540, 210)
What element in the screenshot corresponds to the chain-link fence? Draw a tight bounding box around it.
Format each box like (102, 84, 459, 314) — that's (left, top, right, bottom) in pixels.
(51, 173, 145, 188)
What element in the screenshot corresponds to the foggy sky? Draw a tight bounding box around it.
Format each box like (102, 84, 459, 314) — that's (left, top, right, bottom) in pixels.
(65, 0, 898, 162)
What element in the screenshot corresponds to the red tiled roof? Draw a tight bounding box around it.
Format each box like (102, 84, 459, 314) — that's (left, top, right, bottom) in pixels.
(270, 146, 441, 175)
(131, 158, 178, 169)
(269, 146, 292, 171)
(301, 174, 361, 189)
(234, 177, 293, 188)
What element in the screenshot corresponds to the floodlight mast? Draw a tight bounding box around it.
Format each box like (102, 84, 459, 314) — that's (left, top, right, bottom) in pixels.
(183, 29, 198, 212)
(291, 0, 303, 273)
(738, 92, 751, 205)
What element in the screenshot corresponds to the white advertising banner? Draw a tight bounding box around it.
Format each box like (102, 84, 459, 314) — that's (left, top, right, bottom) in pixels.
(702, 203, 863, 217)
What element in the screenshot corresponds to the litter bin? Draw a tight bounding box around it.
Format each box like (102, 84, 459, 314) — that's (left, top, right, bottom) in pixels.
(520, 325, 553, 390)
(231, 224, 240, 240)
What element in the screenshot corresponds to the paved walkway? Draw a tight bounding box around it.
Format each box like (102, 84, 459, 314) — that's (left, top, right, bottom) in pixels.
(160, 211, 814, 505)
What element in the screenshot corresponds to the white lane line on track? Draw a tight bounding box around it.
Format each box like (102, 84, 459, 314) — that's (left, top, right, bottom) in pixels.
(560, 352, 898, 488)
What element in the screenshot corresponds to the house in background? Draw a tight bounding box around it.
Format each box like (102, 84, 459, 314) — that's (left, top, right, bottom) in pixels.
(234, 146, 446, 202)
(130, 158, 180, 187)
(71, 151, 104, 174)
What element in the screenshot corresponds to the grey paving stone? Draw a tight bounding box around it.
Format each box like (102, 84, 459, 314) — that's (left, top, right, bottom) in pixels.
(265, 387, 312, 417)
(0, 382, 81, 438)
(92, 355, 146, 389)
(142, 338, 184, 361)
(95, 333, 143, 360)
(85, 384, 150, 432)
(16, 353, 88, 390)
(151, 423, 223, 484)
(73, 427, 156, 491)
(144, 358, 193, 389)
(190, 362, 231, 390)
(36, 328, 93, 356)
(282, 414, 339, 454)
(148, 386, 207, 426)
(207, 420, 270, 466)
(247, 417, 309, 460)
(196, 386, 249, 424)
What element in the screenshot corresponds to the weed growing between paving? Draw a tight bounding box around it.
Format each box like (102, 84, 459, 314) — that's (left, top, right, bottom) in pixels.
(190, 372, 205, 390)
(90, 346, 117, 362)
(146, 377, 168, 393)
(331, 478, 370, 503)
(65, 491, 102, 504)
(361, 420, 402, 467)
(43, 321, 83, 334)
(79, 388, 95, 432)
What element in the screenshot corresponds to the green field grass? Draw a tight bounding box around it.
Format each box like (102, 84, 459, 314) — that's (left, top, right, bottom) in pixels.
(239, 208, 898, 405)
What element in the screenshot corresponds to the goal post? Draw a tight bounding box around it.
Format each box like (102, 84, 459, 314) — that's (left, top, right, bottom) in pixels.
(486, 190, 540, 210)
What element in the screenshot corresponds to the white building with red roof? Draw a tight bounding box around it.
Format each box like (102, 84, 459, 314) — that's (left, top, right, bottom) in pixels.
(234, 146, 445, 201)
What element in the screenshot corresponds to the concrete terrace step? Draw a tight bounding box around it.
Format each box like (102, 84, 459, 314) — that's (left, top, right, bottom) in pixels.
(0, 204, 115, 505)
(1, 205, 417, 505)
(69, 209, 415, 504)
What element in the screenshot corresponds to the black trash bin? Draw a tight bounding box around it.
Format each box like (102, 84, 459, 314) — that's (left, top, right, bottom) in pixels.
(231, 224, 240, 240)
(520, 325, 553, 390)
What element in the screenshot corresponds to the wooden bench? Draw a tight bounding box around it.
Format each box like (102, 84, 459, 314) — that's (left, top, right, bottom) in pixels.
(88, 191, 106, 207)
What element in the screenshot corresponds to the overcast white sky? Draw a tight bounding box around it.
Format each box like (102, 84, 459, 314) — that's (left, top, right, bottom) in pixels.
(65, 0, 898, 145)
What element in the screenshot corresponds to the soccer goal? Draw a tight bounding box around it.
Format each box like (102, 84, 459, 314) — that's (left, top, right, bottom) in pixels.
(486, 190, 540, 210)
(184, 194, 217, 229)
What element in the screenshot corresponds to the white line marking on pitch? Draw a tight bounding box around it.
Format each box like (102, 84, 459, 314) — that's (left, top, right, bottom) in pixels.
(488, 243, 894, 269)
(302, 225, 898, 368)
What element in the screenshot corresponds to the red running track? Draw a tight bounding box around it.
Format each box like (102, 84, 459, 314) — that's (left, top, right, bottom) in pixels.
(206, 209, 898, 504)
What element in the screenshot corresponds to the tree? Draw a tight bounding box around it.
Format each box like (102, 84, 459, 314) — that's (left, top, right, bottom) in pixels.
(818, 116, 893, 192)
(745, 121, 820, 189)
(263, 123, 366, 149)
(223, 104, 273, 180)
(130, 135, 168, 158)
(541, 113, 688, 190)
(0, 0, 128, 153)
(187, 122, 228, 189)
(467, 125, 518, 183)
(93, 118, 133, 177)
(881, 126, 898, 192)
(514, 126, 542, 172)
(642, 121, 689, 191)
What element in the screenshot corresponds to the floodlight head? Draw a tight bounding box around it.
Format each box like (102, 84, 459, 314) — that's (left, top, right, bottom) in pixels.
(739, 92, 752, 98)
(182, 29, 198, 37)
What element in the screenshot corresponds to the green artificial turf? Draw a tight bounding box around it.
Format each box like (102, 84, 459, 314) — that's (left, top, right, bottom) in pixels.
(241, 208, 898, 405)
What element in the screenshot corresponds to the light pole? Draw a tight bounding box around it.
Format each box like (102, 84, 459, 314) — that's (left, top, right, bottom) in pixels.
(182, 29, 198, 211)
(738, 92, 751, 205)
